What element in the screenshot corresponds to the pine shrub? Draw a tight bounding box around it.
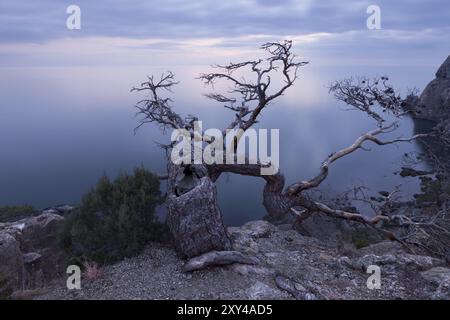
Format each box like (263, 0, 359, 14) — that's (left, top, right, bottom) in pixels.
(59, 168, 166, 263)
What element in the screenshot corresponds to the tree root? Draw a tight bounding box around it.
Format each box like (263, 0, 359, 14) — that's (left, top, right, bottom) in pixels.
(182, 250, 260, 272)
(274, 274, 318, 300)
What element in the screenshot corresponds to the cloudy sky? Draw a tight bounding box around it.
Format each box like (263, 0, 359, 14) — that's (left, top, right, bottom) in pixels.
(0, 0, 449, 67)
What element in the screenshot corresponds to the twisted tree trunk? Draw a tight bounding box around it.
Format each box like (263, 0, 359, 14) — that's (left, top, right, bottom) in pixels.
(166, 161, 231, 258)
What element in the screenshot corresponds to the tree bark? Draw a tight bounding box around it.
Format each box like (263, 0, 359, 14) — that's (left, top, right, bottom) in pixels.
(166, 161, 231, 258)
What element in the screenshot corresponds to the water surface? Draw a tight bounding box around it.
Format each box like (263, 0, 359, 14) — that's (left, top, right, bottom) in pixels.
(0, 64, 435, 225)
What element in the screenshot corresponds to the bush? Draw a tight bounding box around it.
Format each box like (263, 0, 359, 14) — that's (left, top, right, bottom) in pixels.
(59, 168, 166, 263)
(0, 205, 37, 223)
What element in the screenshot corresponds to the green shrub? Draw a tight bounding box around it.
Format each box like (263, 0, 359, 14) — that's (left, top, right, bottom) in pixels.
(353, 237, 370, 249)
(0, 205, 37, 223)
(59, 168, 166, 263)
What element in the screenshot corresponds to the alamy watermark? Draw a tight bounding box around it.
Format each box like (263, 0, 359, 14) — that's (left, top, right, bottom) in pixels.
(366, 265, 381, 290)
(366, 5, 381, 30)
(66, 265, 81, 290)
(66, 4, 81, 30)
(170, 121, 279, 175)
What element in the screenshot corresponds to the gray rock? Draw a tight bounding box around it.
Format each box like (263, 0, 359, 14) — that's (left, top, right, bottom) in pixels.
(23, 252, 42, 264)
(239, 220, 276, 238)
(354, 253, 443, 272)
(245, 281, 287, 300)
(437, 55, 450, 79)
(421, 267, 450, 284)
(414, 55, 450, 121)
(0, 232, 23, 296)
(356, 241, 405, 257)
(231, 264, 274, 276)
(228, 220, 275, 255)
(0, 213, 67, 294)
(421, 267, 450, 300)
(274, 275, 317, 300)
(41, 204, 75, 216)
(33, 219, 450, 300)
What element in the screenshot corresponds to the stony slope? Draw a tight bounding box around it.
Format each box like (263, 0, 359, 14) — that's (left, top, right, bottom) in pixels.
(37, 221, 450, 300)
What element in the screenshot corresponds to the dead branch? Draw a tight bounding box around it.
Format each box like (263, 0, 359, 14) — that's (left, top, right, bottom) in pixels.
(287, 123, 430, 196)
(329, 76, 405, 126)
(199, 40, 308, 134)
(131, 71, 185, 133)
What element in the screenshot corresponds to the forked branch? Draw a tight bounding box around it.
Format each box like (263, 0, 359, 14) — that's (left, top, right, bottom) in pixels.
(287, 123, 430, 196)
(199, 40, 308, 133)
(131, 72, 185, 133)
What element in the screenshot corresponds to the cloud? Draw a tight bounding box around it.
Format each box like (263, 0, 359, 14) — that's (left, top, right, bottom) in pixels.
(0, 0, 448, 68)
(0, 0, 447, 43)
(1, 27, 448, 68)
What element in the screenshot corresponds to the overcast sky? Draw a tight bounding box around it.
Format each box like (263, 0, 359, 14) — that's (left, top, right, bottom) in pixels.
(0, 0, 449, 67)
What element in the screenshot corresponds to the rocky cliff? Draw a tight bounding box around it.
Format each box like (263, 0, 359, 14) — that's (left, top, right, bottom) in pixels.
(0, 210, 70, 298)
(413, 55, 450, 121)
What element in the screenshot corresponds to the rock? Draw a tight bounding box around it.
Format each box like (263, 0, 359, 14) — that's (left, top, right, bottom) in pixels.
(41, 204, 75, 216)
(414, 55, 450, 121)
(245, 281, 287, 300)
(33, 219, 450, 300)
(230, 236, 259, 255)
(23, 252, 42, 264)
(0, 213, 67, 293)
(20, 213, 67, 284)
(0, 232, 23, 297)
(356, 241, 405, 257)
(231, 264, 274, 276)
(294, 211, 382, 248)
(182, 250, 259, 272)
(228, 220, 275, 255)
(399, 167, 431, 177)
(20, 213, 64, 251)
(353, 253, 443, 272)
(9, 288, 48, 300)
(274, 275, 317, 300)
(421, 267, 450, 284)
(420, 267, 450, 300)
(239, 220, 276, 238)
(437, 55, 450, 79)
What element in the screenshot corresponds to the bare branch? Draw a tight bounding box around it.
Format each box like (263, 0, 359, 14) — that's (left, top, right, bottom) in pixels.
(287, 123, 431, 196)
(330, 76, 406, 126)
(131, 71, 185, 133)
(199, 40, 308, 133)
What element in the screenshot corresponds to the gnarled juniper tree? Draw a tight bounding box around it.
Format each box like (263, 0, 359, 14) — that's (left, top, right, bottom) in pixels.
(132, 40, 447, 259)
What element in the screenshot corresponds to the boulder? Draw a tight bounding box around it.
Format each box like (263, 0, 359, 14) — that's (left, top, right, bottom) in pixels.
(245, 281, 288, 300)
(41, 205, 75, 216)
(19, 213, 67, 283)
(0, 232, 23, 298)
(20, 213, 64, 251)
(228, 220, 275, 255)
(23, 252, 42, 264)
(421, 267, 450, 284)
(0, 213, 67, 296)
(420, 267, 450, 300)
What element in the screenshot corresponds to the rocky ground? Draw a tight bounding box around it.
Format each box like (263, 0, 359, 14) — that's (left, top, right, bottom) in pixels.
(36, 220, 450, 300)
(0, 211, 68, 298)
